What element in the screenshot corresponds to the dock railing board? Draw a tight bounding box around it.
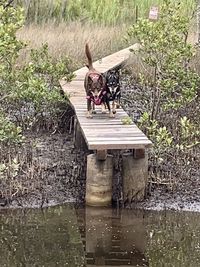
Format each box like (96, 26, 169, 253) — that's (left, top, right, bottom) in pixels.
(60, 44, 152, 207)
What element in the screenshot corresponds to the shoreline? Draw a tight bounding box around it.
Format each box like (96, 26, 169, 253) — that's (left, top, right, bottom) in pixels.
(1, 198, 200, 213)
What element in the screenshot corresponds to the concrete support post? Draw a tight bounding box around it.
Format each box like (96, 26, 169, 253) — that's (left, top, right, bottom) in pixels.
(86, 154, 113, 206)
(122, 150, 148, 204)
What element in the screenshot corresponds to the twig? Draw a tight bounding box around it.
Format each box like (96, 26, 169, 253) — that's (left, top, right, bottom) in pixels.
(3, 0, 14, 9)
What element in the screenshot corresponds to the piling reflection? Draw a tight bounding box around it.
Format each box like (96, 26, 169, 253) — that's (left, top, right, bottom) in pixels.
(81, 207, 149, 266)
(86, 207, 112, 258)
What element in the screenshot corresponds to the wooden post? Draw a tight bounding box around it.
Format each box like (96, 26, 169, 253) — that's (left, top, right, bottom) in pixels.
(86, 154, 113, 206)
(133, 148, 145, 159)
(74, 121, 88, 151)
(122, 150, 148, 204)
(96, 150, 107, 160)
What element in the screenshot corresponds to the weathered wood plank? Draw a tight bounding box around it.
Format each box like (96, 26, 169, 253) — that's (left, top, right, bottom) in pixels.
(85, 133, 146, 137)
(87, 137, 149, 142)
(88, 143, 151, 150)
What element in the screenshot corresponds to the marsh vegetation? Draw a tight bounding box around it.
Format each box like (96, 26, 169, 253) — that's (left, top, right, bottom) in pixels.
(0, 0, 199, 208)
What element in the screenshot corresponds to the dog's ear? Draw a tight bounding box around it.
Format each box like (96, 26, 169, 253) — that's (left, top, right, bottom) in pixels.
(115, 71, 120, 79)
(88, 75, 93, 85)
(113, 69, 120, 76)
(97, 75, 104, 84)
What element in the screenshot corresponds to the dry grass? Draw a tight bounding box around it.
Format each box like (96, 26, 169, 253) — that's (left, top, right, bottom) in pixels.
(17, 21, 199, 75)
(17, 22, 127, 70)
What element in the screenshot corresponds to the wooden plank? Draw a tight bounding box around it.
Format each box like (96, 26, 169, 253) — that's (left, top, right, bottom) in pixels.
(87, 265, 130, 267)
(84, 134, 144, 138)
(81, 125, 135, 128)
(80, 123, 131, 126)
(77, 113, 129, 118)
(87, 138, 147, 143)
(75, 111, 127, 116)
(83, 130, 144, 135)
(75, 110, 126, 114)
(77, 117, 130, 122)
(83, 128, 144, 133)
(88, 143, 151, 150)
(80, 124, 133, 127)
(88, 140, 152, 145)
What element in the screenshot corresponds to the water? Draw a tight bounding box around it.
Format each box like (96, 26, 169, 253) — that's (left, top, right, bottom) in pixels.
(0, 205, 200, 267)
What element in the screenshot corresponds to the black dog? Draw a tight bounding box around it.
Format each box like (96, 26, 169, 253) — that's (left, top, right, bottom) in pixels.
(105, 69, 121, 114)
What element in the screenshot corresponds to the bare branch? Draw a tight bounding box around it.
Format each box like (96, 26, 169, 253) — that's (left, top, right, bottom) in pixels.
(3, 0, 14, 9)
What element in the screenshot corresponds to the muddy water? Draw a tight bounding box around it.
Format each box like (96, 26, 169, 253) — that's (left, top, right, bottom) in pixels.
(0, 205, 200, 267)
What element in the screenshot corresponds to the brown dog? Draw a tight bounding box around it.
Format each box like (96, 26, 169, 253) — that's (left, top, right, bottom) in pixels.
(84, 43, 114, 118)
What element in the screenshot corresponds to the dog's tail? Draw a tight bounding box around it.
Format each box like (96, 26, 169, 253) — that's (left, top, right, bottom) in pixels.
(85, 43, 93, 70)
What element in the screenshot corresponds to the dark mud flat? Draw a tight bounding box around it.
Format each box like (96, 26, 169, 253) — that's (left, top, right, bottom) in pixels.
(1, 132, 87, 209)
(3, 129, 199, 212)
(3, 132, 122, 210)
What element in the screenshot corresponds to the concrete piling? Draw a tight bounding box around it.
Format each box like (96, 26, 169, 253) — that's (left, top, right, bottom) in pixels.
(122, 150, 148, 204)
(86, 153, 113, 206)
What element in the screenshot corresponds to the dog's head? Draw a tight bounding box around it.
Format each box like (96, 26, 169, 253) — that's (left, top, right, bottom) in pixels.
(106, 70, 120, 96)
(87, 72, 104, 98)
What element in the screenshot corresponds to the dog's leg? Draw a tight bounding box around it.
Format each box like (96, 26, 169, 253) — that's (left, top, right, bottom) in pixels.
(92, 102, 97, 114)
(101, 103, 106, 114)
(101, 95, 107, 114)
(116, 94, 121, 108)
(86, 99, 93, 118)
(106, 99, 114, 118)
(112, 100, 117, 114)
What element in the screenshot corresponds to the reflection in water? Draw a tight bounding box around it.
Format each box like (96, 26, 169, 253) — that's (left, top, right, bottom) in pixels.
(79, 207, 149, 266)
(0, 206, 85, 267)
(0, 205, 200, 267)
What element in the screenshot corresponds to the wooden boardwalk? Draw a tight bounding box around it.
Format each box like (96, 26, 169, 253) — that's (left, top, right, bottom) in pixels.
(60, 44, 152, 151)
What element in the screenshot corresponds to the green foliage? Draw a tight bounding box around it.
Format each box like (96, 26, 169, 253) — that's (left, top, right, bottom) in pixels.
(127, 0, 199, 153)
(0, 2, 25, 86)
(121, 116, 132, 125)
(0, 1, 74, 162)
(0, 1, 25, 145)
(0, 112, 22, 146)
(177, 116, 200, 150)
(0, 1, 75, 198)
(0, 2, 74, 134)
(127, 0, 199, 118)
(139, 112, 173, 151)
(5, 43, 74, 129)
